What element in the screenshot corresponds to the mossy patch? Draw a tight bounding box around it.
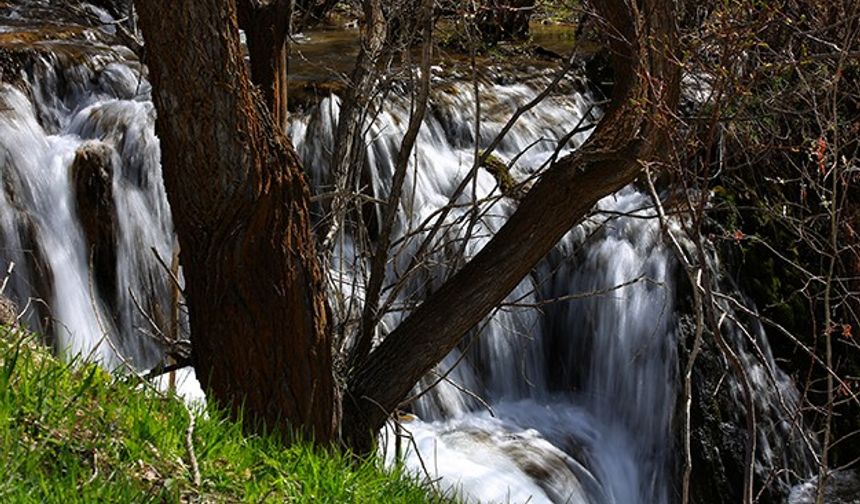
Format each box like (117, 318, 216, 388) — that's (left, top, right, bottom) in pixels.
(480, 151, 519, 197)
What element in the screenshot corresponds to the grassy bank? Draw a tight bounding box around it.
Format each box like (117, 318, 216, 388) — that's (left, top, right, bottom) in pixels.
(0, 327, 448, 503)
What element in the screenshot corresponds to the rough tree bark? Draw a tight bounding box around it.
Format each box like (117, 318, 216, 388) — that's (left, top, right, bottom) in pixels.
(136, 1, 338, 442)
(137, 0, 679, 452)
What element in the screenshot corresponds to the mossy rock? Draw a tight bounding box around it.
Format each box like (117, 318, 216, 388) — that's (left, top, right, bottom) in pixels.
(0, 46, 28, 86)
(479, 151, 519, 197)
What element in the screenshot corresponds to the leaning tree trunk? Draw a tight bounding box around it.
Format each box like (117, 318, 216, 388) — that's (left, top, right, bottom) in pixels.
(136, 1, 338, 442)
(342, 0, 681, 451)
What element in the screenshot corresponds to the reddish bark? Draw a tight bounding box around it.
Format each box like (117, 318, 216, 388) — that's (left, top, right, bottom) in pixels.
(136, 0, 338, 442)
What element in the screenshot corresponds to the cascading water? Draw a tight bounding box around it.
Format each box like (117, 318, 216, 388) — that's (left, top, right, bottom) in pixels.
(0, 45, 174, 368)
(289, 68, 816, 502)
(0, 13, 821, 502)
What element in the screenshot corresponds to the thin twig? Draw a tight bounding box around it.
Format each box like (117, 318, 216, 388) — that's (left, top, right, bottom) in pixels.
(184, 402, 201, 488)
(0, 261, 14, 296)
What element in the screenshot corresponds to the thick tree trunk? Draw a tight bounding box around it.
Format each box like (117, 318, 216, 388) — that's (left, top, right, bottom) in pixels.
(136, 0, 338, 442)
(342, 0, 681, 451)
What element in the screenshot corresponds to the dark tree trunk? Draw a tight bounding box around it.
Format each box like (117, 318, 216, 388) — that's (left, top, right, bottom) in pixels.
(136, 0, 338, 442)
(238, 0, 291, 131)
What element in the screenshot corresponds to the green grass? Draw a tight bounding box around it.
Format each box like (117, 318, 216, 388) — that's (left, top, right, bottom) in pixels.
(0, 327, 449, 503)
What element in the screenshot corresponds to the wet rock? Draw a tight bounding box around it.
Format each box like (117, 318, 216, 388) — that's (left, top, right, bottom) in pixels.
(287, 80, 347, 113)
(675, 315, 747, 504)
(1, 41, 134, 134)
(675, 313, 814, 504)
(1, 164, 55, 336)
(0, 46, 28, 87)
(0, 0, 138, 76)
(71, 140, 118, 309)
(87, 0, 131, 19)
(98, 61, 147, 100)
(789, 470, 860, 504)
(1, 0, 125, 34)
(16, 215, 55, 336)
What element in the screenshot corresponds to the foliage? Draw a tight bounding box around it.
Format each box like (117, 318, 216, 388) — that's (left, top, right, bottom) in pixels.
(0, 328, 450, 503)
(675, 0, 860, 472)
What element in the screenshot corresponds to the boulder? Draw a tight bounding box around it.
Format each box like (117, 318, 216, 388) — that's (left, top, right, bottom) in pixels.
(71, 140, 118, 308)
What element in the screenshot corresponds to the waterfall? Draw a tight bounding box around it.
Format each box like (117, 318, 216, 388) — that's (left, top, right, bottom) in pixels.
(0, 21, 819, 503)
(290, 67, 817, 502)
(0, 49, 174, 369)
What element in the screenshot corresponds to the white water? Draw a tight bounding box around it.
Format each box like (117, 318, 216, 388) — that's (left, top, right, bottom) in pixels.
(289, 68, 815, 502)
(0, 49, 172, 368)
(365, 186, 681, 503)
(0, 32, 817, 503)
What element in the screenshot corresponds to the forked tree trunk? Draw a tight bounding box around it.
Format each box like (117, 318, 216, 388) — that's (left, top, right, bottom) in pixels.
(237, 0, 291, 131)
(136, 1, 338, 442)
(137, 0, 678, 453)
